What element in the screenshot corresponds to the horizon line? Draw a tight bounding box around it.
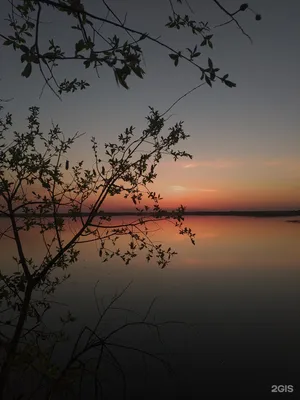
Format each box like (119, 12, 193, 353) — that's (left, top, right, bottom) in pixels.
(1, 209, 300, 217)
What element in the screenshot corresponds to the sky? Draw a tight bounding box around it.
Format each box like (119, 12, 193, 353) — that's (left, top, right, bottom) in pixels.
(0, 0, 299, 211)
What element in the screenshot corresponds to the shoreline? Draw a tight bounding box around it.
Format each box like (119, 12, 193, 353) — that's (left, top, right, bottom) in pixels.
(0, 210, 299, 218)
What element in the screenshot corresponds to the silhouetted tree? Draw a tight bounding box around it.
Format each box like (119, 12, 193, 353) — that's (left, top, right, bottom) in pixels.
(0, 1, 260, 398)
(1, 0, 261, 99)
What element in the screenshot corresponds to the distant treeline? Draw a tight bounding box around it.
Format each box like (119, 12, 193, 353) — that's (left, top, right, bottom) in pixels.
(0, 210, 300, 218)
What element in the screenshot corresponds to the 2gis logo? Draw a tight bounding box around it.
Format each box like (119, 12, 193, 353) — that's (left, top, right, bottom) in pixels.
(271, 385, 294, 393)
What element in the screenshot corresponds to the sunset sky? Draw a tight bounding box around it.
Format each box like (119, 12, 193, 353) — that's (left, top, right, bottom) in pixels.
(1, 0, 299, 211)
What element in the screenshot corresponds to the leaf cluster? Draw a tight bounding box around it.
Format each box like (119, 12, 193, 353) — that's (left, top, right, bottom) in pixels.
(0, 0, 260, 96)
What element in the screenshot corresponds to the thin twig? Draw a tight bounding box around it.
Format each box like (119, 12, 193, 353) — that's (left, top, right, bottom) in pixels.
(212, 0, 252, 43)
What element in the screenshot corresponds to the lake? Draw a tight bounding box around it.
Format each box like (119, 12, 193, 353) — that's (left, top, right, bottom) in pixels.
(1, 216, 300, 398)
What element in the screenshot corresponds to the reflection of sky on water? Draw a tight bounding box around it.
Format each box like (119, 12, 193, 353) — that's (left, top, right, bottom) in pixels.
(1, 216, 299, 396)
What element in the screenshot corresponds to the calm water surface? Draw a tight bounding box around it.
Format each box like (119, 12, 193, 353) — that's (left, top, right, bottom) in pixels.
(1, 216, 300, 397)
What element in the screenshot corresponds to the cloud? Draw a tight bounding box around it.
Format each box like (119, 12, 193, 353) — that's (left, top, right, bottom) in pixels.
(169, 186, 217, 193)
(170, 185, 186, 192)
(183, 160, 242, 169)
(183, 163, 198, 169)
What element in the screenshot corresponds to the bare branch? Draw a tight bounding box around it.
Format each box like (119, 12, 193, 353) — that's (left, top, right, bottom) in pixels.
(212, 0, 253, 43)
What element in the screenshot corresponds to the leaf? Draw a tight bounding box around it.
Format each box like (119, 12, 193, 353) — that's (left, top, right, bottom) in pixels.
(83, 60, 91, 68)
(205, 75, 212, 87)
(43, 52, 56, 59)
(240, 3, 248, 11)
(75, 39, 85, 54)
(114, 68, 129, 89)
(140, 33, 148, 40)
(20, 45, 29, 53)
(224, 80, 236, 88)
(208, 58, 213, 69)
(118, 76, 129, 89)
(132, 65, 145, 79)
(42, 181, 50, 189)
(169, 53, 179, 66)
(3, 40, 12, 46)
(20, 53, 27, 63)
(21, 62, 32, 78)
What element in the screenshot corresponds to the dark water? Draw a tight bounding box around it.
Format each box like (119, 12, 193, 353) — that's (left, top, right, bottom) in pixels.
(1, 216, 300, 398)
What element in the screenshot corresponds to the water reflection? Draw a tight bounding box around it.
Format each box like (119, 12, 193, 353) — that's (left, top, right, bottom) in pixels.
(1, 216, 299, 397)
